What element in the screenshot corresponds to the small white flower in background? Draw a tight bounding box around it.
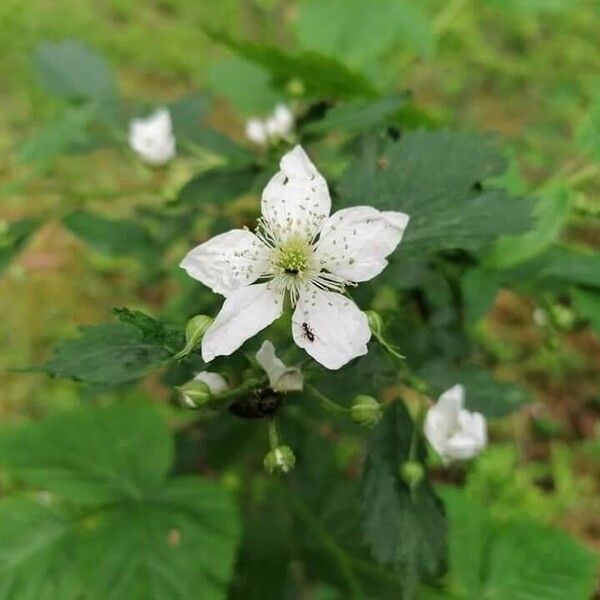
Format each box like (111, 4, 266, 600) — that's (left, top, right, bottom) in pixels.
(180, 145, 409, 370)
(424, 384, 487, 464)
(193, 371, 229, 395)
(256, 341, 303, 392)
(128, 107, 176, 166)
(245, 103, 295, 146)
(245, 117, 269, 146)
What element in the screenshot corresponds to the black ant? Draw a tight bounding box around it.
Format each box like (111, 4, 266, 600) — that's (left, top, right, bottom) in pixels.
(301, 322, 315, 342)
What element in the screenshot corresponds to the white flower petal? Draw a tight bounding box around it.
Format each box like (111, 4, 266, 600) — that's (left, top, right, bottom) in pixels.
(314, 206, 409, 282)
(424, 385, 487, 463)
(193, 371, 229, 395)
(268, 104, 294, 137)
(128, 108, 176, 166)
(202, 283, 284, 362)
(180, 229, 270, 296)
(256, 341, 303, 392)
(262, 145, 331, 242)
(245, 117, 268, 145)
(292, 286, 370, 369)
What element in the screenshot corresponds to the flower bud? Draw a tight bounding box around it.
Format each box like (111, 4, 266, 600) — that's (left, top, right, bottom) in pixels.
(350, 395, 382, 428)
(365, 310, 384, 338)
(400, 460, 425, 489)
(174, 314, 213, 359)
(263, 445, 296, 475)
(549, 304, 575, 331)
(177, 380, 211, 409)
(286, 77, 305, 97)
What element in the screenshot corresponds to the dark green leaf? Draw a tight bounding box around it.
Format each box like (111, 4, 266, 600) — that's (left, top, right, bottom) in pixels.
(461, 267, 504, 325)
(205, 29, 377, 100)
(338, 131, 535, 256)
(362, 402, 447, 595)
(168, 93, 211, 142)
(33, 40, 120, 123)
(172, 165, 257, 207)
(63, 210, 159, 262)
(303, 94, 409, 135)
(0, 404, 172, 504)
(43, 322, 169, 385)
(0, 218, 40, 274)
(420, 361, 530, 418)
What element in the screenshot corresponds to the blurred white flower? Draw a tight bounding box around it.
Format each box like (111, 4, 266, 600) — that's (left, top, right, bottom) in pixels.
(256, 341, 303, 392)
(245, 103, 294, 146)
(193, 371, 228, 395)
(180, 144, 409, 369)
(424, 384, 487, 464)
(128, 107, 176, 166)
(245, 117, 269, 146)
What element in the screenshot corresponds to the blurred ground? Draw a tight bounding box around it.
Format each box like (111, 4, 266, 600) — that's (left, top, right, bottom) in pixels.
(0, 0, 598, 552)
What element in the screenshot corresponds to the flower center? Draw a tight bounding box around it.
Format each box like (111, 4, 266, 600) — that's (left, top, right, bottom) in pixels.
(275, 238, 311, 276)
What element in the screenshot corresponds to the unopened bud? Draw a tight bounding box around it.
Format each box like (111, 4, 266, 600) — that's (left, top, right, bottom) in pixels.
(400, 460, 425, 489)
(177, 380, 212, 409)
(174, 314, 213, 359)
(263, 445, 296, 474)
(549, 305, 575, 331)
(286, 78, 305, 97)
(350, 395, 382, 428)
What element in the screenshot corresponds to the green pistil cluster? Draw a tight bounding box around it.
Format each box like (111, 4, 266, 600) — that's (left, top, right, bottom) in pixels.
(276, 239, 310, 275)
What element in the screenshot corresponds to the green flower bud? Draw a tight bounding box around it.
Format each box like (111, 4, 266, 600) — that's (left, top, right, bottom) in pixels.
(400, 460, 425, 489)
(549, 304, 575, 331)
(350, 395, 382, 428)
(174, 314, 213, 359)
(177, 380, 212, 409)
(286, 77, 305, 97)
(365, 310, 384, 338)
(263, 445, 296, 475)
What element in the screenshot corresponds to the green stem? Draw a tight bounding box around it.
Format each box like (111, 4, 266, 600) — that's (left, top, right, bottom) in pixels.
(305, 384, 350, 416)
(284, 490, 364, 600)
(268, 419, 280, 450)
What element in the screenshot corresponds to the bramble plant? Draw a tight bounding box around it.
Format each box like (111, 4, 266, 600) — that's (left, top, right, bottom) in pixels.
(1, 6, 599, 599)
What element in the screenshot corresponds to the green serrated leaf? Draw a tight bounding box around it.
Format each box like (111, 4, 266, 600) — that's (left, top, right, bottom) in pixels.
(113, 307, 184, 353)
(33, 39, 120, 123)
(485, 187, 571, 268)
(205, 29, 377, 100)
(362, 402, 447, 595)
(43, 322, 169, 385)
(420, 361, 530, 418)
(0, 405, 241, 600)
(303, 94, 409, 135)
(338, 131, 534, 256)
(63, 210, 159, 262)
(0, 404, 172, 504)
(0, 218, 41, 274)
